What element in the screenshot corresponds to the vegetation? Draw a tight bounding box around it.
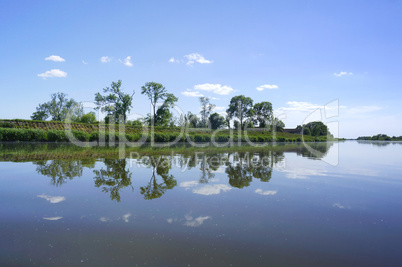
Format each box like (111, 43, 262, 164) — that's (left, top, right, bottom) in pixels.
(0, 119, 331, 143)
(94, 80, 135, 123)
(226, 95, 254, 129)
(31, 92, 83, 121)
(141, 82, 178, 127)
(357, 134, 402, 141)
(199, 97, 215, 127)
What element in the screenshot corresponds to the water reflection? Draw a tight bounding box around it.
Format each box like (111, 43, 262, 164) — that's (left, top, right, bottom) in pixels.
(34, 159, 95, 186)
(93, 159, 133, 202)
(29, 142, 333, 201)
(139, 156, 177, 200)
(357, 140, 402, 147)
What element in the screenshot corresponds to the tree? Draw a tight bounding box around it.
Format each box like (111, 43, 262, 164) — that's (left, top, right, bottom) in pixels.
(144, 93, 178, 127)
(141, 82, 167, 122)
(208, 112, 226, 129)
(199, 97, 215, 127)
(94, 80, 135, 124)
(253, 101, 273, 128)
(79, 112, 97, 124)
(31, 92, 83, 121)
(226, 95, 254, 130)
(303, 121, 328, 136)
(185, 112, 199, 128)
(272, 117, 285, 132)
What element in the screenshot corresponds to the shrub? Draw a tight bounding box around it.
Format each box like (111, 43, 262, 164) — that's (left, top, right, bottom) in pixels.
(46, 130, 67, 142)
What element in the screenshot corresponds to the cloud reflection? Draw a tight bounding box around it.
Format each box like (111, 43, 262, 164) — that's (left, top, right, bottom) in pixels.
(193, 184, 232, 195)
(281, 168, 329, 179)
(122, 213, 131, 223)
(255, 189, 277, 195)
(43, 216, 63, 221)
(184, 215, 211, 227)
(37, 194, 66, 204)
(167, 214, 212, 227)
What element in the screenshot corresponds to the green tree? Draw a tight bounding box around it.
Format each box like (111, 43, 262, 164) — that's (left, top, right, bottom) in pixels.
(79, 112, 97, 124)
(226, 95, 254, 130)
(208, 112, 226, 129)
(272, 117, 285, 132)
(141, 82, 167, 122)
(144, 93, 178, 127)
(199, 97, 215, 127)
(94, 80, 135, 124)
(31, 92, 83, 121)
(253, 101, 273, 128)
(185, 112, 199, 128)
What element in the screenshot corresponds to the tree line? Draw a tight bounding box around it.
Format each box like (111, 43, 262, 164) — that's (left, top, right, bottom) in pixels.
(31, 80, 285, 131)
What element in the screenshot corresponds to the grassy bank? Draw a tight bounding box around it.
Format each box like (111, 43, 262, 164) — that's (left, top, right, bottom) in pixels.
(0, 119, 329, 143)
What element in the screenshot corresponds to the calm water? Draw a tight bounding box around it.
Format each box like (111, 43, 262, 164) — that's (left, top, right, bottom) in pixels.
(1, 141, 402, 266)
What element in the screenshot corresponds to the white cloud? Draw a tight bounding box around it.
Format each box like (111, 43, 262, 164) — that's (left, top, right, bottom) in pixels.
(334, 71, 353, 77)
(37, 194, 66, 204)
(194, 83, 234, 95)
(184, 215, 211, 227)
(122, 213, 131, 223)
(121, 56, 133, 67)
(193, 184, 232, 195)
(45, 55, 65, 62)
(82, 60, 88, 64)
(169, 57, 181, 63)
(100, 56, 112, 63)
(276, 101, 324, 113)
(181, 90, 204, 97)
(37, 69, 67, 79)
(43, 216, 63, 221)
(257, 84, 279, 91)
(184, 53, 213, 66)
(255, 189, 277, 195)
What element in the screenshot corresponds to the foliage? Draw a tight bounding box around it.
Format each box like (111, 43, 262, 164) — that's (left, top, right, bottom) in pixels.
(141, 82, 167, 121)
(253, 101, 273, 128)
(31, 92, 83, 122)
(208, 112, 227, 129)
(141, 82, 178, 127)
(271, 117, 285, 132)
(303, 121, 328, 137)
(79, 112, 97, 124)
(357, 134, 401, 141)
(199, 97, 215, 127)
(226, 95, 254, 129)
(94, 80, 135, 123)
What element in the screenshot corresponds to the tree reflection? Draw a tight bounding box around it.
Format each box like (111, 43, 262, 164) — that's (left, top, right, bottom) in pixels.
(34, 159, 96, 186)
(93, 159, 133, 202)
(139, 156, 177, 200)
(225, 151, 284, 188)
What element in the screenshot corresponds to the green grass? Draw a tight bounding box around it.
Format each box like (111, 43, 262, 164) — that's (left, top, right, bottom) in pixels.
(0, 119, 331, 143)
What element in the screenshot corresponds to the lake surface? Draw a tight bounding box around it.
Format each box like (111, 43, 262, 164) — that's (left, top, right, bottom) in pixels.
(1, 141, 402, 266)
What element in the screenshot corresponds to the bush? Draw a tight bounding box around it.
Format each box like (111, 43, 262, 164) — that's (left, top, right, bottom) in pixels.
(46, 130, 67, 142)
(0, 122, 15, 128)
(72, 130, 90, 141)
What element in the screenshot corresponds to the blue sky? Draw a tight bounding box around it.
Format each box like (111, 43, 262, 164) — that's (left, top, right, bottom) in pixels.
(1, 0, 401, 138)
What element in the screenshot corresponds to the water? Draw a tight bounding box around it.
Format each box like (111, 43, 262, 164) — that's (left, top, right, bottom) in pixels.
(1, 141, 402, 266)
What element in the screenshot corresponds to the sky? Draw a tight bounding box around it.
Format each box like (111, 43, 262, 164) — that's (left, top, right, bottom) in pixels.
(1, 0, 401, 138)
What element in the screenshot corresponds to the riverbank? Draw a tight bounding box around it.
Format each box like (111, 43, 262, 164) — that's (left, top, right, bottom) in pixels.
(0, 119, 330, 143)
